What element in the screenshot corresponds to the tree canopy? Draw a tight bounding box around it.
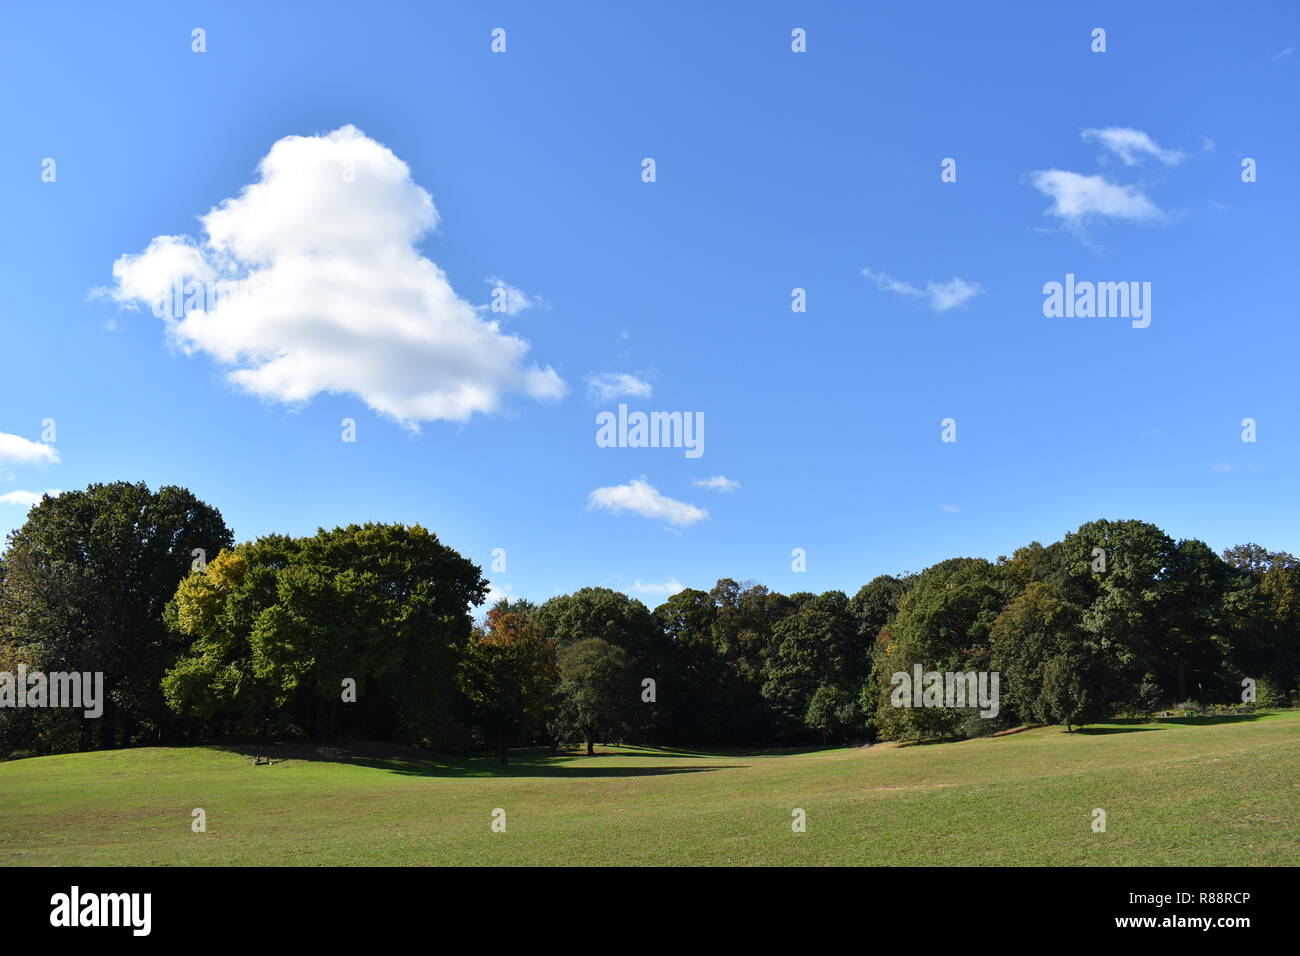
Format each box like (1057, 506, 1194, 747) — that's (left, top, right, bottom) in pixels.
(3, 489, 1296, 759)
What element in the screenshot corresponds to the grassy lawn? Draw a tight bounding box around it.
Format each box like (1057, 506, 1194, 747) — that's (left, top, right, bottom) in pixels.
(1, 710, 1295, 866)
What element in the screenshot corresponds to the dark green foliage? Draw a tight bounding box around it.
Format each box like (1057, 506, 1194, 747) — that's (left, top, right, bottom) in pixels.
(163, 523, 486, 748)
(549, 638, 637, 754)
(0, 482, 232, 754)
(5, 486, 1297, 758)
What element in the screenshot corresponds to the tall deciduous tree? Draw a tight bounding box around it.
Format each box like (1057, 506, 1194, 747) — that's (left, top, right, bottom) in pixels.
(990, 581, 1105, 730)
(460, 602, 558, 764)
(550, 638, 636, 755)
(761, 590, 863, 735)
(164, 523, 486, 746)
(0, 482, 232, 752)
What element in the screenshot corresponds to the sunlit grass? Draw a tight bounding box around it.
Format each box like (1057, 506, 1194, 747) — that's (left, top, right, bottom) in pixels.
(1, 711, 1295, 865)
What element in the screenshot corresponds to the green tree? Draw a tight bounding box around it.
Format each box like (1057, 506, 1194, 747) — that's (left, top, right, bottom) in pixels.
(0, 482, 232, 752)
(804, 682, 863, 744)
(1038, 652, 1106, 732)
(164, 523, 486, 747)
(1160, 539, 1235, 702)
(1222, 544, 1300, 698)
(534, 587, 667, 742)
(989, 581, 1105, 729)
(869, 558, 1010, 741)
(848, 574, 916, 642)
(459, 602, 558, 764)
(549, 638, 636, 755)
(761, 590, 864, 736)
(1049, 519, 1176, 703)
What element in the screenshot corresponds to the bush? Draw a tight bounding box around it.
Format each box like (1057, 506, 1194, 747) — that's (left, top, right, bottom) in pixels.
(1134, 680, 1163, 716)
(1252, 677, 1288, 708)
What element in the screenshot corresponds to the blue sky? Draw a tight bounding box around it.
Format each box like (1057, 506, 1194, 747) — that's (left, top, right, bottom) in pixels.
(1, 1, 1296, 608)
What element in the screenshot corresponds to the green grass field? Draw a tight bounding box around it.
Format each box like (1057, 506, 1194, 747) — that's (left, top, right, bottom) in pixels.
(2, 711, 1296, 866)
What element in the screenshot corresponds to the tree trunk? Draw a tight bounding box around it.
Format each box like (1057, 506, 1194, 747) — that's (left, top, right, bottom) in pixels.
(497, 735, 508, 765)
(99, 687, 116, 750)
(586, 735, 594, 756)
(1177, 659, 1186, 700)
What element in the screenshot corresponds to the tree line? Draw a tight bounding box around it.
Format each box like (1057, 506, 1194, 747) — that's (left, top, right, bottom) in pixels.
(2, 481, 1296, 761)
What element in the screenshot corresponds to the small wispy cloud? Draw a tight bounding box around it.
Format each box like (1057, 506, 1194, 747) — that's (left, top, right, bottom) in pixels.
(1212, 462, 1235, 473)
(587, 477, 708, 526)
(1271, 46, 1294, 61)
(475, 580, 514, 607)
(483, 277, 545, 316)
(1082, 127, 1187, 166)
(586, 372, 652, 401)
(1026, 170, 1164, 226)
(693, 475, 740, 492)
(0, 489, 61, 507)
(861, 268, 983, 312)
(939, 503, 960, 513)
(631, 577, 684, 597)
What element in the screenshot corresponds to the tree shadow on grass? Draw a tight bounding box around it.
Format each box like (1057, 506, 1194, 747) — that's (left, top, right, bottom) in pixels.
(1076, 714, 1265, 734)
(1073, 726, 1160, 735)
(210, 741, 741, 779)
(375, 762, 738, 779)
(1153, 714, 1266, 727)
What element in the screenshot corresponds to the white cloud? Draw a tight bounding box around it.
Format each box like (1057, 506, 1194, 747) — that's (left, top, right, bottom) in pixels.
(0, 489, 60, 507)
(939, 503, 960, 513)
(0, 433, 60, 466)
(631, 578, 684, 597)
(100, 235, 216, 307)
(483, 277, 543, 316)
(1026, 170, 1163, 225)
(1082, 127, 1186, 166)
(476, 580, 514, 607)
(587, 477, 708, 526)
(862, 268, 983, 312)
(1212, 462, 1235, 473)
(102, 125, 565, 427)
(926, 278, 983, 312)
(1272, 47, 1294, 61)
(693, 475, 740, 492)
(586, 372, 652, 401)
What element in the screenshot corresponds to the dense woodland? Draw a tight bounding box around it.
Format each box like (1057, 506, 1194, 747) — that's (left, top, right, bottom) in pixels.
(1, 481, 1297, 761)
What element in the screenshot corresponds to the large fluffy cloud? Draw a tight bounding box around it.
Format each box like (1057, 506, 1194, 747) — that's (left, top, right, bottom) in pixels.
(105, 125, 565, 425)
